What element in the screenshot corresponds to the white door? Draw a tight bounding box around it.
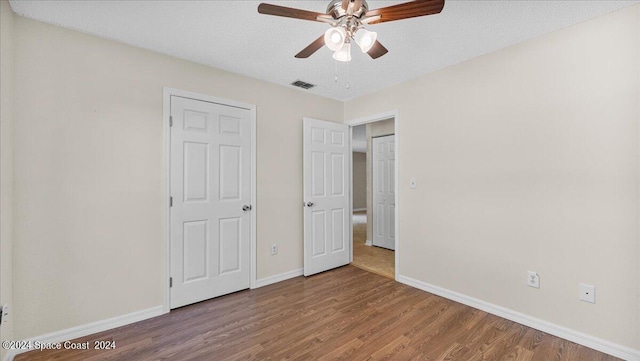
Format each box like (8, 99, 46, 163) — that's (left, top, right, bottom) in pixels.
(170, 96, 251, 309)
(372, 135, 395, 250)
(303, 118, 351, 276)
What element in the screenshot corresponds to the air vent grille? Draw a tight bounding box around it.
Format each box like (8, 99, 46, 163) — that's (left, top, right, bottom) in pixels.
(291, 80, 316, 90)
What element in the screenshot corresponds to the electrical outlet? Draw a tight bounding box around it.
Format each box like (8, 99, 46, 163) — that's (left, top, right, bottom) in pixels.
(271, 244, 278, 255)
(579, 283, 595, 304)
(527, 271, 540, 288)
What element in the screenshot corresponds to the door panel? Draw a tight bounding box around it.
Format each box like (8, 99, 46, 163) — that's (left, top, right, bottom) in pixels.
(171, 96, 251, 309)
(183, 220, 208, 282)
(220, 145, 241, 200)
(303, 118, 351, 276)
(312, 211, 327, 256)
(331, 154, 344, 195)
(184, 142, 208, 202)
(332, 209, 345, 251)
(373, 135, 396, 250)
(312, 152, 326, 196)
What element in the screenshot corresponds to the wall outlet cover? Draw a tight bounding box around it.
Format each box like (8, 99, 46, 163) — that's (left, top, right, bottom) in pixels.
(527, 271, 540, 288)
(579, 283, 595, 303)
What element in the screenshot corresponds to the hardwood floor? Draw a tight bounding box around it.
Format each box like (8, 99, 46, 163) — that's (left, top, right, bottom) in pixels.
(16, 266, 619, 361)
(351, 211, 395, 279)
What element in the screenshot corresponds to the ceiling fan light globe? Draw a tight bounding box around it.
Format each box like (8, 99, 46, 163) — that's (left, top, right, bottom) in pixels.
(324, 27, 346, 51)
(354, 28, 377, 53)
(332, 43, 352, 62)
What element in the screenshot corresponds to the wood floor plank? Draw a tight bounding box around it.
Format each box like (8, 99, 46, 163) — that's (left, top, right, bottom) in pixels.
(498, 346, 535, 361)
(15, 266, 621, 361)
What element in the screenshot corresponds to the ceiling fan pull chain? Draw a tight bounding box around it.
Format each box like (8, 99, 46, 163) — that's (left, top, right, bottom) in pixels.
(346, 61, 351, 89)
(334, 58, 339, 83)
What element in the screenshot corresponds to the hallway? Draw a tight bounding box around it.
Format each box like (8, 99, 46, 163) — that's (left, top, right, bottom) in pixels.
(351, 211, 395, 279)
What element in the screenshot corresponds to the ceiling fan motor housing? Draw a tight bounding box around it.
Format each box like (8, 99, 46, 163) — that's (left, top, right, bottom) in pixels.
(327, 0, 368, 20)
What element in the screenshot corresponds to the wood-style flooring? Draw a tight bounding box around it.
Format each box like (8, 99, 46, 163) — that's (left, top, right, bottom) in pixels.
(16, 266, 619, 361)
(351, 211, 395, 279)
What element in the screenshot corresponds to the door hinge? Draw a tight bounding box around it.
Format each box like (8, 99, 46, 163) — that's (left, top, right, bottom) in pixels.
(170, 196, 173, 207)
(169, 116, 173, 127)
(169, 277, 173, 288)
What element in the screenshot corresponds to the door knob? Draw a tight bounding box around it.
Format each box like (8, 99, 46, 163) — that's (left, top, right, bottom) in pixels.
(242, 205, 252, 211)
(306, 202, 314, 207)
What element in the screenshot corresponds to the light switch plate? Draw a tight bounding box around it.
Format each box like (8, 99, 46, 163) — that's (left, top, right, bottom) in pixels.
(410, 178, 417, 189)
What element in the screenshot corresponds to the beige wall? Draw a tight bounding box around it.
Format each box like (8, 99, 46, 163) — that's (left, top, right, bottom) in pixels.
(0, 0, 14, 357)
(3, 1, 640, 355)
(11, 16, 342, 339)
(346, 5, 640, 349)
(365, 119, 394, 243)
(352, 152, 366, 210)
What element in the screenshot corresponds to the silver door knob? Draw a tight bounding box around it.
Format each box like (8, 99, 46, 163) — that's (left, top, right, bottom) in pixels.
(242, 205, 252, 211)
(306, 202, 314, 207)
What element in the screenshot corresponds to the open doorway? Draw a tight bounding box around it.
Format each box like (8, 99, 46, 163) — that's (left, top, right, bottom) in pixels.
(350, 118, 395, 279)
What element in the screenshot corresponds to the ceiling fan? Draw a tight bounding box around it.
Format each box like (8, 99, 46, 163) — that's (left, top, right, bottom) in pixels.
(258, 0, 445, 62)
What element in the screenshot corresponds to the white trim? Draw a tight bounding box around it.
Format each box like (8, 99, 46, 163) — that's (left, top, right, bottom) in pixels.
(345, 110, 398, 127)
(346, 110, 400, 281)
(352, 208, 366, 212)
(162, 89, 171, 314)
(349, 127, 354, 263)
(3, 306, 163, 361)
(162, 87, 257, 312)
(398, 275, 640, 361)
(364, 240, 372, 246)
(250, 99, 257, 290)
(254, 268, 304, 289)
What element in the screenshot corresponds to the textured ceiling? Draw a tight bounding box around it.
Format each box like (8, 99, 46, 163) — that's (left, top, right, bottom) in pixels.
(9, 0, 639, 101)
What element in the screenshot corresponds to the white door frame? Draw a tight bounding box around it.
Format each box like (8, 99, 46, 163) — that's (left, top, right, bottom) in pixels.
(345, 110, 399, 281)
(162, 87, 257, 314)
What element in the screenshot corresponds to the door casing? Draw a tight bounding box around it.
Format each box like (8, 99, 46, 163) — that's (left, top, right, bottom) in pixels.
(162, 87, 257, 314)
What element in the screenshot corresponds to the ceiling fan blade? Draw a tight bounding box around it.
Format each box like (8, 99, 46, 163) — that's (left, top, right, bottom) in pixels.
(367, 40, 388, 59)
(258, 3, 326, 22)
(295, 35, 326, 58)
(366, 0, 445, 24)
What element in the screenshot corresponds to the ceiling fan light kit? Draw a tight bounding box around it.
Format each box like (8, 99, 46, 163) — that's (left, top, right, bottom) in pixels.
(257, 0, 445, 61)
(325, 25, 375, 61)
(354, 28, 377, 53)
(333, 42, 352, 62)
(325, 26, 347, 52)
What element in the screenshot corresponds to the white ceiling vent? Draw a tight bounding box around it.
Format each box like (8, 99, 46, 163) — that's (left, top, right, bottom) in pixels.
(291, 80, 316, 90)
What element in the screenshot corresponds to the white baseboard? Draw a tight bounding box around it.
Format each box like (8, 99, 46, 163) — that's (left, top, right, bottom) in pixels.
(353, 208, 366, 212)
(398, 275, 640, 361)
(3, 305, 163, 361)
(364, 240, 372, 246)
(253, 268, 303, 289)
